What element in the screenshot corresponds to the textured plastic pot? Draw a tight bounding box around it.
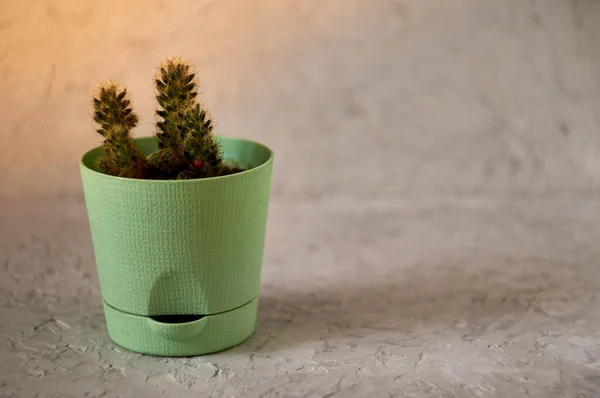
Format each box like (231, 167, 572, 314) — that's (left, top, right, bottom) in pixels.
(79, 136, 273, 356)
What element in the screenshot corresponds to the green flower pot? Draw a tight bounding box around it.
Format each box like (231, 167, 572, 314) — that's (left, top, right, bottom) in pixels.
(79, 136, 273, 356)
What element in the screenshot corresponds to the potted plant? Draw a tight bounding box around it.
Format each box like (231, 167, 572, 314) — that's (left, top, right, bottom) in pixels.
(79, 57, 274, 356)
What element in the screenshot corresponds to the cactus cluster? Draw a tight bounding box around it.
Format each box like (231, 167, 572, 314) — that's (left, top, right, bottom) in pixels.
(91, 57, 240, 180)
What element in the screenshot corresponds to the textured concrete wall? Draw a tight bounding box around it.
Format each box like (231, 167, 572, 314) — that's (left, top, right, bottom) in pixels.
(1, 0, 600, 200)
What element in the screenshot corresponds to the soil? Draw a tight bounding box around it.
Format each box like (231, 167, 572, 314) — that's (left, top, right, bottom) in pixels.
(217, 165, 244, 176)
(140, 163, 246, 180)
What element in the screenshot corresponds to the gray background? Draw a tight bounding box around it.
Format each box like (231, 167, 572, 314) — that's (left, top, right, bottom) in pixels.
(2, 0, 600, 397)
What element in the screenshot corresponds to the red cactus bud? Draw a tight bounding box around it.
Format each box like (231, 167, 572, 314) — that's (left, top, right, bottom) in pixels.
(193, 159, 203, 169)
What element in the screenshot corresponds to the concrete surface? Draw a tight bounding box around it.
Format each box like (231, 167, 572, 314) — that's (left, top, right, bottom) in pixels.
(3, 196, 600, 397)
(2, 0, 600, 397)
(1, 0, 600, 200)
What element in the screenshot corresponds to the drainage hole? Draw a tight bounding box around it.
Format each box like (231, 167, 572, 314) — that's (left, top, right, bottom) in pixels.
(149, 314, 205, 323)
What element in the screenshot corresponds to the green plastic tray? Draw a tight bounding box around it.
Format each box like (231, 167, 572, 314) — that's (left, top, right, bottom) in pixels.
(103, 298, 258, 356)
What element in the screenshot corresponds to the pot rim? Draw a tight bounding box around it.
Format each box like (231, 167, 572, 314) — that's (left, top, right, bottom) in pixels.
(80, 135, 274, 184)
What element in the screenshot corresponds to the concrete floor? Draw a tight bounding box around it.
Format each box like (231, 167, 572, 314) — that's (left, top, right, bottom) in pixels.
(2, 0, 600, 397)
(3, 196, 600, 397)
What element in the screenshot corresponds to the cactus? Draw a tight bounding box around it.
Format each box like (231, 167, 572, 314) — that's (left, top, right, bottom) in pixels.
(91, 57, 239, 180)
(92, 83, 148, 179)
(148, 57, 223, 179)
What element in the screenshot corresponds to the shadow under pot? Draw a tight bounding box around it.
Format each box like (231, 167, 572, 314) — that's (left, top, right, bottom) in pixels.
(79, 136, 274, 356)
